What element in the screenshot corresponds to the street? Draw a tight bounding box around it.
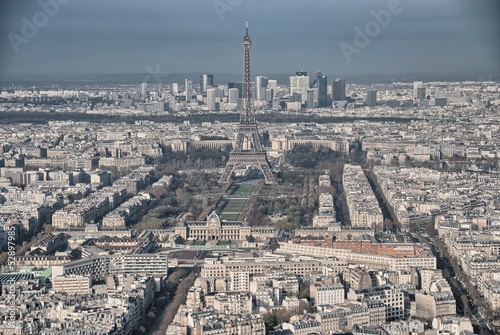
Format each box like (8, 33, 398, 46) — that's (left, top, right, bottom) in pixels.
(409, 231, 495, 335)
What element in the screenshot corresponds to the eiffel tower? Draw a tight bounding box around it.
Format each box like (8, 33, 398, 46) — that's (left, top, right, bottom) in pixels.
(219, 21, 277, 185)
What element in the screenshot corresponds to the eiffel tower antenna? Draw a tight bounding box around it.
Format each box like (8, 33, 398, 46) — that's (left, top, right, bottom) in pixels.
(219, 21, 277, 185)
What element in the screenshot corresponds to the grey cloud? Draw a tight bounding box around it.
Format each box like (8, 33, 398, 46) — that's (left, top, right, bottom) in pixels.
(0, 0, 498, 79)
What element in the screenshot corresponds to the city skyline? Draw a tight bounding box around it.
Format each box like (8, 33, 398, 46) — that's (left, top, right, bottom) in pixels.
(2, 1, 500, 334)
(1, 0, 499, 82)
(1, 78, 499, 333)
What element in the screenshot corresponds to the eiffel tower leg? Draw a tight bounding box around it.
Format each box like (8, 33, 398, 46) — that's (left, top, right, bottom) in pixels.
(258, 162, 276, 185)
(219, 161, 235, 184)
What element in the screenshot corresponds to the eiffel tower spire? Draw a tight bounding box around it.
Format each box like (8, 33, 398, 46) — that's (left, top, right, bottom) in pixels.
(219, 22, 277, 185)
(241, 20, 254, 125)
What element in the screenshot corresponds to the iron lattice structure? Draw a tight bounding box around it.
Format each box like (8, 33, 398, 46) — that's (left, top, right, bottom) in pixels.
(219, 22, 276, 185)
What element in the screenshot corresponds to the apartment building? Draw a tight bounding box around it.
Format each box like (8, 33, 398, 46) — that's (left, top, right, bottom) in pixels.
(343, 164, 383, 230)
(52, 252, 168, 289)
(277, 241, 436, 271)
(201, 255, 323, 279)
(310, 283, 345, 306)
(212, 291, 253, 315)
(348, 285, 405, 321)
(52, 275, 91, 294)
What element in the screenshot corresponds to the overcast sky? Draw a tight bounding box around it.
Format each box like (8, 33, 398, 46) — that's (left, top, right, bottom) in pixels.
(0, 0, 499, 80)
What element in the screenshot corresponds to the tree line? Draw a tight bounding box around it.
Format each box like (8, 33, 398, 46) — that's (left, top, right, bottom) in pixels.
(0, 111, 416, 125)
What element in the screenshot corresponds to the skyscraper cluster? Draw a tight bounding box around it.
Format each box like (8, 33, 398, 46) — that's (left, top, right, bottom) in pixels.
(287, 71, 348, 108)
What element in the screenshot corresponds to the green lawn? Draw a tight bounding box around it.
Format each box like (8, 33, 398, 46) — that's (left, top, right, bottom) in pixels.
(220, 213, 240, 221)
(231, 184, 254, 197)
(218, 184, 253, 222)
(221, 200, 246, 213)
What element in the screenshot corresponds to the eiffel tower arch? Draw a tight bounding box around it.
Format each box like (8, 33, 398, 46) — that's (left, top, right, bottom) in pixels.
(220, 152, 276, 185)
(219, 22, 277, 185)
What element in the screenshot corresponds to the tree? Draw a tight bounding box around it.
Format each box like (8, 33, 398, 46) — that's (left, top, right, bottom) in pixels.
(460, 294, 470, 315)
(261, 130, 271, 147)
(274, 308, 291, 324)
(43, 224, 54, 234)
(298, 300, 314, 314)
(0, 252, 7, 266)
(263, 312, 277, 332)
(298, 283, 310, 300)
(188, 203, 202, 218)
(383, 218, 393, 232)
(286, 144, 345, 169)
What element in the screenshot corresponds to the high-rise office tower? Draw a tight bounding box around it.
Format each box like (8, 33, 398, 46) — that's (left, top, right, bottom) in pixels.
(427, 86, 436, 98)
(235, 82, 243, 98)
(265, 88, 274, 102)
(200, 74, 214, 93)
(215, 87, 222, 98)
(332, 79, 346, 101)
(228, 88, 239, 104)
(306, 90, 315, 108)
(316, 71, 328, 108)
(413, 81, 423, 99)
(219, 21, 276, 185)
(291, 92, 302, 103)
(289, 73, 310, 104)
(206, 88, 217, 110)
(255, 76, 268, 101)
(416, 86, 426, 100)
(141, 82, 148, 97)
(272, 98, 280, 109)
(219, 85, 227, 99)
(228, 82, 236, 89)
(267, 79, 277, 89)
(366, 89, 377, 107)
(184, 78, 192, 102)
(172, 83, 178, 95)
(200, 74, 206, 93)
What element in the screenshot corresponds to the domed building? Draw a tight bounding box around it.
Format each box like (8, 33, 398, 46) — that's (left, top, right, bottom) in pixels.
(175, 211, 251, 241)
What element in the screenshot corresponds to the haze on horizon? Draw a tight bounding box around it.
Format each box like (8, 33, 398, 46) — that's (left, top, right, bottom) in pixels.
(0, 0, 499, 82)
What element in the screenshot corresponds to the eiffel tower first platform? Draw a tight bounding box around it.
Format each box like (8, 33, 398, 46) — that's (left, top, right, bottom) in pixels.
(219, 21, 277, 185)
